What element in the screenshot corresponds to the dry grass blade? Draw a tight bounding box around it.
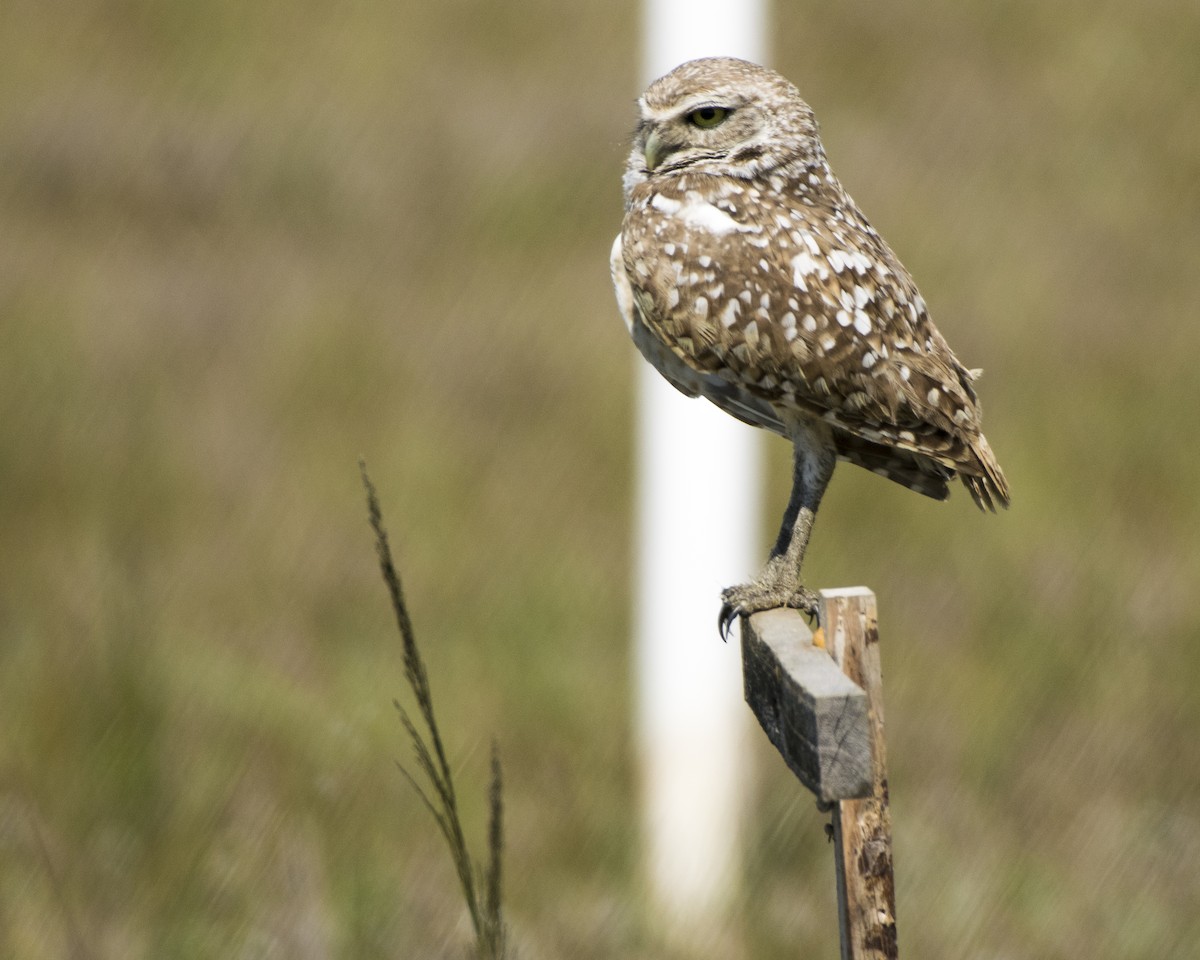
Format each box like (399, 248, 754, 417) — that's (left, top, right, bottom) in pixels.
(360, 461, 509, 958)
(483, 741, 506, 958)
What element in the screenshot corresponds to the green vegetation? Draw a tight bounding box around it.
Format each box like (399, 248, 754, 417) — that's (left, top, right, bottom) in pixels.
(1, 1, 1198, 957)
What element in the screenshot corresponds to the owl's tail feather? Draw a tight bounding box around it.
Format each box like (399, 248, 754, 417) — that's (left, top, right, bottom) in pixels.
(961, 433, 1010, 512)
(834, 434, 953, 502)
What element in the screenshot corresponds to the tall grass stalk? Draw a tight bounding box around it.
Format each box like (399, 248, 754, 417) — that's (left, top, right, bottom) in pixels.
(361, 462, 507, 959)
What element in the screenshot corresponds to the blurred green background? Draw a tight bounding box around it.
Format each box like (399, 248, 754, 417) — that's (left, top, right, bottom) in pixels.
(2, 0, 1198, 957)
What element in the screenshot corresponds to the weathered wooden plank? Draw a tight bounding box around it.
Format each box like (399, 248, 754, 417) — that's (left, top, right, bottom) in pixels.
(821, 587, 898, 960)
(741, 608, 872, 803)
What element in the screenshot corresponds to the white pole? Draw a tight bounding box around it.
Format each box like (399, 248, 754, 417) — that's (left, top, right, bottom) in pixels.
(634, 0, 767, 942)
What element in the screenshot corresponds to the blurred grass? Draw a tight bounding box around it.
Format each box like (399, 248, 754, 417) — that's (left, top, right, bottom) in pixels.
(1, 0, 1198, 957)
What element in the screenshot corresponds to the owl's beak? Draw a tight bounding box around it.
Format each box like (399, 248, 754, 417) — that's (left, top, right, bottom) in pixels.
(643, 129, 674, 172)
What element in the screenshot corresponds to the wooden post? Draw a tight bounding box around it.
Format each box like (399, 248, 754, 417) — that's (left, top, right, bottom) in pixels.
(740, 588, 898, 960)
(820, 588, 898, 960)
(741, 609, 871, 803)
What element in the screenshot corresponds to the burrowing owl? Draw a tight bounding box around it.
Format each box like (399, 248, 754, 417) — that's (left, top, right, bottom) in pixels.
(610, 57, 1010, 638)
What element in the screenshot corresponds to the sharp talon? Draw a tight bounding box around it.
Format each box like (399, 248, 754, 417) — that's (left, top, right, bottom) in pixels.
(717, 602, 735, 642)
(719, 577, 817, 639)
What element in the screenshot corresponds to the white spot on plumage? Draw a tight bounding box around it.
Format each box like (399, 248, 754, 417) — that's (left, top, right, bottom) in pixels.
(927, 387, 940, 404)
(656, 191, 759, 237)
(790, 252, 826, 289)
(802, 314, 818, 332)
(836, 310, 851, 327)
(651, 194, 681, 215)
(793, 230, 820, 256)
(853, 310, 872, 335)
(682, 199, 749, 235)
(720, 299, 740, 328)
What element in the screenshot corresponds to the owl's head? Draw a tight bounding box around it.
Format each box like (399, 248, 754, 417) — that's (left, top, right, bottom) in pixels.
(623, 57, 824, 196)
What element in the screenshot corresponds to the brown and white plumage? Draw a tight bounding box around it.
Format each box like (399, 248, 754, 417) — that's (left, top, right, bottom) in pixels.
(610, 57, 1009, 636)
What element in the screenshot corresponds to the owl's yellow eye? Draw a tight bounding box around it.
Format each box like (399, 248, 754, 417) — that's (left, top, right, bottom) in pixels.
(687, 106, 730, 129)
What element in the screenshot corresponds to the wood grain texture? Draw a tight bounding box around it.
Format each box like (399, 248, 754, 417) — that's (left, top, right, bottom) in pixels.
(742, 608, 872, 803)
(821, 587, 898, 960)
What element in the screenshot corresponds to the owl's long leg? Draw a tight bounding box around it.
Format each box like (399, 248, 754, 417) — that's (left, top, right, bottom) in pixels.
(718, 418, 837, 640)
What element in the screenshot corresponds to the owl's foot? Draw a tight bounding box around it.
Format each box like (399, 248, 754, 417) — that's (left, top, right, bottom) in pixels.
(717, 577, 818, 641)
